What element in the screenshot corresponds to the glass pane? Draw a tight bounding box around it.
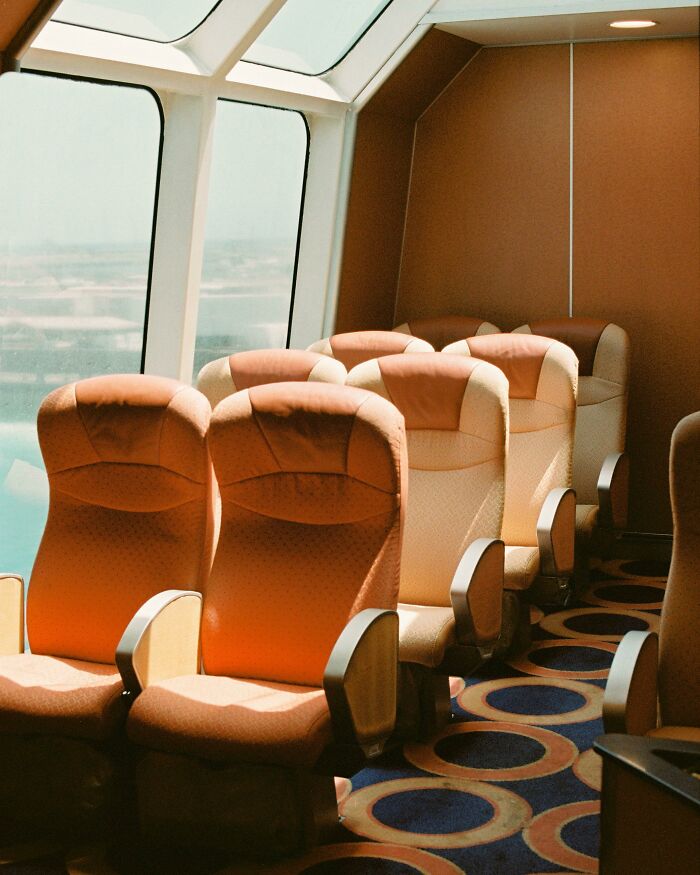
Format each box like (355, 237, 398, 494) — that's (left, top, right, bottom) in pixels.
(193, 101, 308, 378)
(0, 73, 160, 584)
(243, 0, 393, 75)
(53, 0, 221, 43)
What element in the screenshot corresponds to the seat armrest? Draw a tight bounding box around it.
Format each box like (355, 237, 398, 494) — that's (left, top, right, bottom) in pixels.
(598, 451, 629, 530)
(116, 590, 202, 698)
(537, 487, 576, 577)
(603, 630, 659, 735)
(324, 609, 398, 758)
(450, 538, 504, 647)
(0, 574, 24, 656)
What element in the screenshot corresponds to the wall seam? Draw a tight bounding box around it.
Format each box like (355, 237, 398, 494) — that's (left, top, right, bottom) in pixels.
(417, 46, 483, 125)
(393, 118, 419, 327)
(569, 41, 574, 318)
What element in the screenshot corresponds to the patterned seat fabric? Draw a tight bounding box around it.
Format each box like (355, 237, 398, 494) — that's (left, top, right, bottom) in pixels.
(196, 348, 346, 408)
(393, 314, 500, 350)
(444, 334, 577, 591)
(307, 329, 433, 370)
(128, 381, 406, 765)
(513, 319, 630, 538)
(347, 352, 508, 666)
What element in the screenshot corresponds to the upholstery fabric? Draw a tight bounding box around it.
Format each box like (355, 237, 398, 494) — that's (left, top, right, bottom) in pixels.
(0, 654, 126, 740)
(514, 321, 629, 505)
(196, 348, 347, 408)
(307, 330, 433, 370)
(203, 382, 406, 687)
(576, 504, 599, 538)
(658, 411, 700, 728)
(392, 315, 500, 349)
(504, 546, 541, 591)
(397, 604, 456, 668)
(647, 726, 700, 743)
(347, 353, 508, 609)
(445, 335, 577, 557)
(128, 674, 332, 767)
(27, 375, 214, 664)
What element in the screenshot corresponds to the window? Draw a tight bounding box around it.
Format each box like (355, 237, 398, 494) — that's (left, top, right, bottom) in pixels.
(0, 72, 161, 584)
(193, 101, 308, 379)
(242, 0, 393, 75)
(53, 0, 221, 43)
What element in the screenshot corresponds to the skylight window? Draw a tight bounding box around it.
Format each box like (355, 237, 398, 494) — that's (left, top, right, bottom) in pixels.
(243, 0, 393, 76)
(52, 0, 222, 43)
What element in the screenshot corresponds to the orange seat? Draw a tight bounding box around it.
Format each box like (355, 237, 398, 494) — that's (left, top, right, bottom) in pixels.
(393, 314, 500, 349)
(120, 382, 406, 856)
(444, 333, 578, 607)
(0, 374, 213, 841)
(196, 347, 346, 407)
(307, 329, 433, 369)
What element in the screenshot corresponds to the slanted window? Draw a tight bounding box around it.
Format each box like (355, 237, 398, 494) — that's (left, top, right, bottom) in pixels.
(243, 0, 393, 75)
(0, 72, 161, 583)
(193, 101, 308, 379)
(53, 0, 222, 43)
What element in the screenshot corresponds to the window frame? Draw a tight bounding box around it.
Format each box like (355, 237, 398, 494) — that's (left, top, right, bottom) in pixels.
(19, 66, 165, 374)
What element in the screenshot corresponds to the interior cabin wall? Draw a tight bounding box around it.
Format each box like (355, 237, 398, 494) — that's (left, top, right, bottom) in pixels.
(339, 34, 698, 534)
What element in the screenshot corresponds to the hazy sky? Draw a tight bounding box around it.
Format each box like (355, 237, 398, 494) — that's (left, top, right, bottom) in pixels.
(0, 72, 306, 251)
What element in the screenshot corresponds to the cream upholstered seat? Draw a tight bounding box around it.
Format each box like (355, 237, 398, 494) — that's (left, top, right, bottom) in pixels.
(393, 314, 500, 349)
(196, 347, 346, 407)
(307, 329, 433, 369)
(603, 411, 700, 740)
(513, 318, 630, 551)
(347, 352, 508, 734)
(0, 375, 213, 842)
(443, 334, 578, 605)
(119, 382, 406, 857)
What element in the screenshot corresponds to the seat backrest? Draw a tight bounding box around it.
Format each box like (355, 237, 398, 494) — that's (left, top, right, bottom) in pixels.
(28, 375, 214, 664)
(307, 330, 433, 370)
(196, 348, 346, 408)
(513, 319, 629, 504)
(204, 382, 406, 688)
(444, 334, 577, 547)
(658, 411, 700, 727)
(393, 315, 500, 350)
(347, 352, 508, 609)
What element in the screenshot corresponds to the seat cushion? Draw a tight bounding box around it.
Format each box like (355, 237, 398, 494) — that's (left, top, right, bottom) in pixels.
(646, 726, 700, 743)
(0, 654, 126, 740)
(127, 675, 333, 768)
(398, 604, 456, 668)
(576, 503, 599, 538)
(504, 546, 540, 591)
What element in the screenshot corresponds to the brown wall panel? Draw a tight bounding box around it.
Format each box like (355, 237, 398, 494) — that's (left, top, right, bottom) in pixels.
(396, 45, 571, 330)
(573, 38, 700, 533)
(335, 30, 479, 334)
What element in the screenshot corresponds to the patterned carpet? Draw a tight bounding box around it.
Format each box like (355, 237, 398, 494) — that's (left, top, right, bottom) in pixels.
(0, 557, 668, 875)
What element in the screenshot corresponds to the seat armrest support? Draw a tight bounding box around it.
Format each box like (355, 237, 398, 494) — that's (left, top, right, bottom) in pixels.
(116, 590, 202, 698)
(324, 609, 398, 758)
(603, 630, 659, 735)
(598, 451, 629, 530)
(538, 487, 576, 577)
(450, 538, 504, 648)
(0, 574, 24, 656)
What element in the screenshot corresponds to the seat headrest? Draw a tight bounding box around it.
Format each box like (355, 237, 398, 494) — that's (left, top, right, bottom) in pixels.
(393, 315, 500, 349)
(444, 333, 578, 407)
(308, 330, 433, 370)
(38, 374, 211, 483)
(513, 318, 629, 384)
(208, 381, 406, 524)
(347, 352, 508, 436)
(196, 348, 347, 407)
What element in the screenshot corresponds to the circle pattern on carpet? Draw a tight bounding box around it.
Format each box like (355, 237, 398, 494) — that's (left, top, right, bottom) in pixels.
(540, 607, 659, 641)
(404, 721, 578, 781)
(524, 801, 600, 872)
(580, 578, 665, 610)
(340, 777, 531, 848)
(573, 748, 602, 791)
(253, 843, 465, 874)
(507, 638, 616, 679)
(457, 677, 603, 725)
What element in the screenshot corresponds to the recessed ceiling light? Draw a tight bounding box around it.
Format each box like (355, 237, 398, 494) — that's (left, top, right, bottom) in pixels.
(609, 20, 657, 29)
